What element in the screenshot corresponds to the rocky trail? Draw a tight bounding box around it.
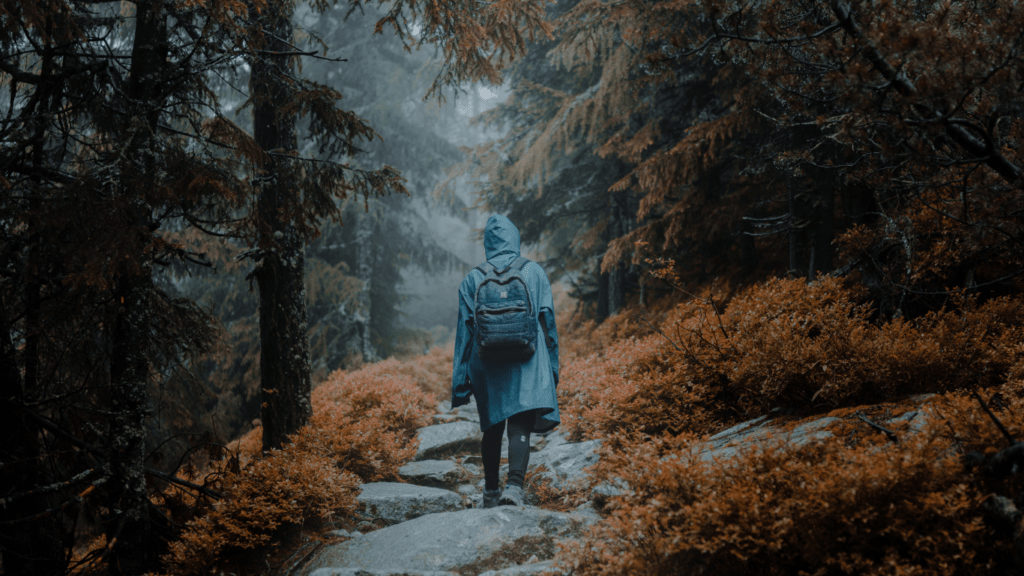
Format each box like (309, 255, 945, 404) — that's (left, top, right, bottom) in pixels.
(284, 396, 934, 576)
(288, 398, 603, 576)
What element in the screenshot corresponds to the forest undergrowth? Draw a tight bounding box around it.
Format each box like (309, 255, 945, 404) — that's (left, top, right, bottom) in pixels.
(552, 277, 1024, 575)
(136, 275, 1024, 576)
(130, 351, 451, 576)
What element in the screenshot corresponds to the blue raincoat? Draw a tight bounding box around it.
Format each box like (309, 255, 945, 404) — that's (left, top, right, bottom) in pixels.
(451, 215, 560, 433)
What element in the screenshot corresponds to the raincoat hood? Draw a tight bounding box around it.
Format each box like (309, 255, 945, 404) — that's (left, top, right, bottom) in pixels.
(484, 214, 521, 264)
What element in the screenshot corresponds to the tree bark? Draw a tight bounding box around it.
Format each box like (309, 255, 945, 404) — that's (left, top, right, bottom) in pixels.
(0, 283, 64, 576)
(606, 191, 625, 316)
(250, 1, 313, 452)
(811, 179, 835, 278)
(787, 174, 808, 278)
(354, 212, 379, 363)
(105, 2, 168, 572)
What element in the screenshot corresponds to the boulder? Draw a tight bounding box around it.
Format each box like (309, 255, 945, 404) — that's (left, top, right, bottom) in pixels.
(300, 506, 598, 576)
(399, 460, 464, 489)
(357, 483, 464, 524)
(414, 422, 482, 461)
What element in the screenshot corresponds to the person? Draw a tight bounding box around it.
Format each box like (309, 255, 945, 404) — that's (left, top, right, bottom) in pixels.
(451, 214, 560, 507)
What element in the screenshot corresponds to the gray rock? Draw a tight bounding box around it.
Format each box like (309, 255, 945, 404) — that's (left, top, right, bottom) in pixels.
(307, 565, 456, 569)
(477, 560, 556, 576)
(328, 529, 352, 539)
(527, 435, 601, 490)
(436, 400, 452, 413)
(399, 460, 463, 488)
(452, 398, 482, 423)
(706, 416, 770, 447)
(590, 479, 627, 505)
(699, 415, 839, 463)
(458, 484, 478, 495)
(355, 521, 378, 533)
(789, 417, 838, 446)
(300, 506, 597, 576)
(357, 482, 463, 524)
(414, 421, 482, 461)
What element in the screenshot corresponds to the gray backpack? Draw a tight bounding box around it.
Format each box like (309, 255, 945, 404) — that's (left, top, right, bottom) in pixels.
(473, 257, 537, 362)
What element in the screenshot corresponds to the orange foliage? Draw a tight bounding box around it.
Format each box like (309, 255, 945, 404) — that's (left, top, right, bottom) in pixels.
(158, 358, 437, 575)
(556, 400, 1016, 576)
(558, 277, 1024, 441)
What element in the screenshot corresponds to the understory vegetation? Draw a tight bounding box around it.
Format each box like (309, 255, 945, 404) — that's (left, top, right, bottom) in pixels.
(551, 279, 1024, 575)
(141, 275, 1024, 575)
(132, 350, 450, 576)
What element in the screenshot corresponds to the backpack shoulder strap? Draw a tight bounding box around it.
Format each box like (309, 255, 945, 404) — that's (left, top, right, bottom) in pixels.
(513, 256, 530, 272)
(474, 262, 495, 276)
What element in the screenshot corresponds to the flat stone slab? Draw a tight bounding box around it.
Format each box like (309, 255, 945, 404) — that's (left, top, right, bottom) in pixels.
(300, 506, 597, 576)
(357, 483, 463, 524)
(414, 421, 482, 461)
(699, 415, 840, 463)
(399, 460, 463, 489)
(478, 560, 555, 576)
(311, 571, 457, 576)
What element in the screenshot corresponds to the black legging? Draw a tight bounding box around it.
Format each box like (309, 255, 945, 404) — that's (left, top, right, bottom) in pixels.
(481, 409, 534, 491)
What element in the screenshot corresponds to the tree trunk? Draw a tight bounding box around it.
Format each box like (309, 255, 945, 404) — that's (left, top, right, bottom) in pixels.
(595, 255, 609, 323)
(354, 212, 378, 363)
(0, 284, 64, 576)
(787, 174, 808, 278)
(810, 179, 835, 278)
(251, 2, 313, 452)
(606, 191, 625, 317)
(106, 2, 168, 572)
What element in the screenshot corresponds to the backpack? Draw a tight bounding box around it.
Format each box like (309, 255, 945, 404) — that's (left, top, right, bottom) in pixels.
(473, 256, 537, 362)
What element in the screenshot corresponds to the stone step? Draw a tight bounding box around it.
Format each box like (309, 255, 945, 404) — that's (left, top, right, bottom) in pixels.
(398, 459, 465, 489)
(299, 506, 597, 576)
(357, 482, 463, 524)
(307, 565, 456, 569)
(414, 421, 482, 462)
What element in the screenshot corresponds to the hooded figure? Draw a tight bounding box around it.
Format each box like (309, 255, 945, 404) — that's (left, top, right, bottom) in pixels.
(451, 215, 560, 505)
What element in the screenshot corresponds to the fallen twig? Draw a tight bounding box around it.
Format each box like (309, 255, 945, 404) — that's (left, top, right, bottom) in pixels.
(856, 412, 899, 443)
(972, 389, 1015, 445)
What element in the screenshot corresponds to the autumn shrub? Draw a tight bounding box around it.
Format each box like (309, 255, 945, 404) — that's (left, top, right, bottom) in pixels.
(330, 345, 454, 402)
(558, 277, 1024, 441)
(556, 390, 1024, 576)
(159, 359, 436, 575)
(159, 449, 361, 576)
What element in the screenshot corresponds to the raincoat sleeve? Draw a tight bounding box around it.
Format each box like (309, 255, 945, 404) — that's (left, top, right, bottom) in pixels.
(537, 266, 559, 387)
(451, 275, 476, 408)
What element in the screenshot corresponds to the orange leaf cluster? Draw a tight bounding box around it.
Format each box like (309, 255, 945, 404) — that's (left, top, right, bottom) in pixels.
(557, 404, 1012, 576)
(558, 277, 1024, 441)
(157, 357, 438, 575)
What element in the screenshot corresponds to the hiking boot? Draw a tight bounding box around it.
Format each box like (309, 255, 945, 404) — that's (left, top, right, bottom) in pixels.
(482, 489, 501, 508)
(498, 485, 525, 506)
